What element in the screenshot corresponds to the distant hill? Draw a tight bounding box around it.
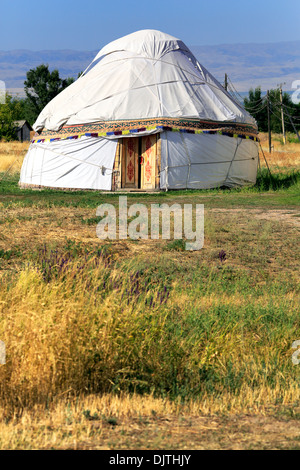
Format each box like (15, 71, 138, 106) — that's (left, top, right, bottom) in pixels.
(1, 40, 300, 97)
(190, 41, 300, 93)
(0, 49, 97, 96)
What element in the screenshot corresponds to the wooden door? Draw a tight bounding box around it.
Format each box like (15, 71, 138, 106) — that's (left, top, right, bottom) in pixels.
(121, 137, 139, 189)
(141, 134, 157, 190)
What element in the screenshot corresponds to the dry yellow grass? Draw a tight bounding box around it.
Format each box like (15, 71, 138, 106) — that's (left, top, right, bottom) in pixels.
(0, 248, 298, 413)
(0, 141, 29, 174)
(259, 132, 300, 169)
(0, 393, 299, 449)
(0, 136, 299, 450)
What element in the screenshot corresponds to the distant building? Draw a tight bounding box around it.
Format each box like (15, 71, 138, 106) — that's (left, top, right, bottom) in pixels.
(13, 120, 32, 142)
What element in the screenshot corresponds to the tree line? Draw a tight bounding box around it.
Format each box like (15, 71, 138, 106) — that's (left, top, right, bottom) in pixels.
(0, 65, 300, 140)
(243, 86, 300, 135)
(0, 64, 77, 140)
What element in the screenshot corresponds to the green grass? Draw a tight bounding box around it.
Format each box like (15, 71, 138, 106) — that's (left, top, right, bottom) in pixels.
(0, 244, 299, 408)
(0, 166, 299, 414)
(273, 132, 300, 144)
(1, 168, 299, 210)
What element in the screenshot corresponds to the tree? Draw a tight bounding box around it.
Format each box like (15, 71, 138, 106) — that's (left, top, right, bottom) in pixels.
(243, 87, 268, 132)
(0, 93, 25, 141)
(244, 86, 300, 134)
(24, 64, 75, 123)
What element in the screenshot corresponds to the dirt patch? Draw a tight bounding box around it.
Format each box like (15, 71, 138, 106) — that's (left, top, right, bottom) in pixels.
(211, 208, 300, 229)
(58, 413, 300, 450)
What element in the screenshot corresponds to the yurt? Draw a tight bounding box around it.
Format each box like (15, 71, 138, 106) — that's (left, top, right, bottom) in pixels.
(19, 29, 259, 191)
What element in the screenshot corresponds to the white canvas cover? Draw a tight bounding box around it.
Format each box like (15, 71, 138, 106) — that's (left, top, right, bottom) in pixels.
(20, 29, 258, 191)
(160, 131, 259, 189)
(32, 29, 256, 133)
(20, 136, 117, 190)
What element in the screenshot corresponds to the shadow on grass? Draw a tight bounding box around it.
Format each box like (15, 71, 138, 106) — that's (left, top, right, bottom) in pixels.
(255, 169, 300, 191)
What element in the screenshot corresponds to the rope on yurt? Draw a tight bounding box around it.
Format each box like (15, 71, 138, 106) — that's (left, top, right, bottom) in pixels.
(31, 142, 115, 175)
(224, 137, 243, 186)
(258, 140, 273, 180)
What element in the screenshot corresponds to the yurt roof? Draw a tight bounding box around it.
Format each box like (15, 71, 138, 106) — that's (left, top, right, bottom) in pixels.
(33, 29, 256, 133)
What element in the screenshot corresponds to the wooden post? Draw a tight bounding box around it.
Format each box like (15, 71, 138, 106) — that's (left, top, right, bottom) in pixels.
(267, 90, 272, 153)
(279, 86, 286, 145)
(284, 106, 300, 143)
(224, 73, 228, 91)
(112, 141, 121, 191)
(156, 135, 161, 189)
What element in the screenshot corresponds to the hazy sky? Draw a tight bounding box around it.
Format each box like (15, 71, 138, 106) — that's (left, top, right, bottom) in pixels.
(1, 0, 299, 50)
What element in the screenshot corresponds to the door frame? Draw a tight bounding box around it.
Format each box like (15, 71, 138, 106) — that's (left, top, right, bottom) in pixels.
(121, 137, 139, 189)
(118, 134, 160, 190)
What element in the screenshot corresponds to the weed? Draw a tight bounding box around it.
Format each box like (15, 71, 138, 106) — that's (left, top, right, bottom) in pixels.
(218, 250, 227, 263)
(82, 409, 100, 421)
(165, 239, 186, 251)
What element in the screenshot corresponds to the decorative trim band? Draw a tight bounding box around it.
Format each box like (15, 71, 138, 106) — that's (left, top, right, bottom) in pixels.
(32, 118, 259, 144)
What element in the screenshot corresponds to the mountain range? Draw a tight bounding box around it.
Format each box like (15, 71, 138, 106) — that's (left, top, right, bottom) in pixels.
(1, 40, 300, 97)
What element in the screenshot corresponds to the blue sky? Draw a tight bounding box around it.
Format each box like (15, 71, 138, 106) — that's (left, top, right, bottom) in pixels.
(1, 0, 299, 50)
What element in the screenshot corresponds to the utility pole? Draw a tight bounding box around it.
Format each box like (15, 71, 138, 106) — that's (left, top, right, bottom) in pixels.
(284, 105, 300, 143)
(278, 83, 286, 145)
(224, 73, 228, 91)
(267, 90, 272, 153)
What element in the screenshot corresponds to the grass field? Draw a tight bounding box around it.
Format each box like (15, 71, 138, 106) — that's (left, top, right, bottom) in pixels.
(0, 134, 299, 450)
